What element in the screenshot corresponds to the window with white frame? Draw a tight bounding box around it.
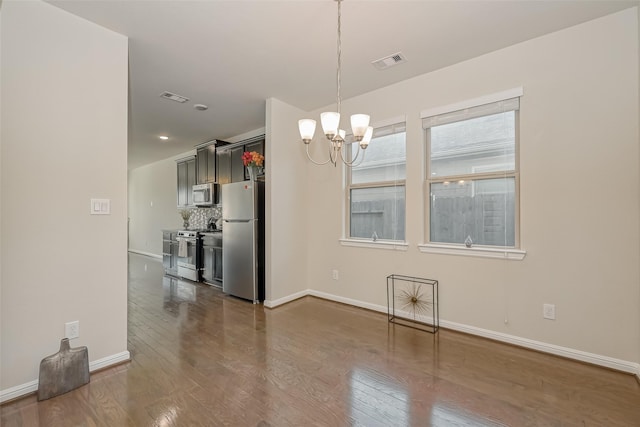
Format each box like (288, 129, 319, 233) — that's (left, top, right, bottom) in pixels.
(423, 93, 520, 248)
(346, 121, 406, 242)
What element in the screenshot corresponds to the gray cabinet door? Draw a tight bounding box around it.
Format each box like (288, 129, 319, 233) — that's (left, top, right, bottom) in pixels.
(230, 146, 245, 183)
(216, 149, 231, 184)
(245, 139, 264, 157)
(177, 157, 196, 207)
(197, 144, 217, 184)
(186, 158, 196, 206)
(197, 147, 207, 184)
(177, 161, 188, 207)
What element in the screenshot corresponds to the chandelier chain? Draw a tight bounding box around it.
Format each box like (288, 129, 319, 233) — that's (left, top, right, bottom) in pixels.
(297, 0, 371, 168)
(336, 0, 342, 116)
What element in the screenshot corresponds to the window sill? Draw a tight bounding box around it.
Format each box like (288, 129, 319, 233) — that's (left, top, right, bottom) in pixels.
(339, 239, 409, 251)
(418, 243, 526, 260)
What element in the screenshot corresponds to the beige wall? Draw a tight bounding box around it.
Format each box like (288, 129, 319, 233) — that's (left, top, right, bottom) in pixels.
(1, 0, 129, 398)
(128, 154, 189, 256)
(264, 98, 309, 303)
(305, 8, 639, 364)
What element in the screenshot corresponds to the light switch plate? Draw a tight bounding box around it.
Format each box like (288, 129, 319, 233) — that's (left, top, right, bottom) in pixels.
(90, 198, 111, 215)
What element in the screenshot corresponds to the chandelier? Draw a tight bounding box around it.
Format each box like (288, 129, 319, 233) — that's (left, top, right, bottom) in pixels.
(298, 0, 373, 167)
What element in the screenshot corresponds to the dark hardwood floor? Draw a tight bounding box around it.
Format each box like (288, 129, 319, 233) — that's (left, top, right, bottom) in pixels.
(2, 253, 640, 426)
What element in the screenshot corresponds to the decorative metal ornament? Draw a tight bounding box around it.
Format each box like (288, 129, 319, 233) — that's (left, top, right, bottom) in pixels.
(397, 282, 433, 321)
(387, 274, 439, 333)
(38, 338, 90, 401)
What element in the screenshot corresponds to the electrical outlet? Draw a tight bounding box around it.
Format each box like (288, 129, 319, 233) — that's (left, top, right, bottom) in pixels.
(332, 269, 339, 280)
(65, 321, 80, 339)
(543, 304, 556, 320)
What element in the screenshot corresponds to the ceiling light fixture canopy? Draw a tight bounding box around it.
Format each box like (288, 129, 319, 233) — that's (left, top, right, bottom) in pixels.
(298, 0, 372, 167)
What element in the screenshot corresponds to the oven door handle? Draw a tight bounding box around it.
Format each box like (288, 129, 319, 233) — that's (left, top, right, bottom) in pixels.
(179, 238, 198, 243)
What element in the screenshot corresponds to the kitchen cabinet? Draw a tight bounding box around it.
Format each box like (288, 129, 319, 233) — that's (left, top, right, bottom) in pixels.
(162, 230, 179, 276)
(245, 138, 264, 158)
(216, 149, 231, 184)
(196, 139, 229, 184)
(176, 156, 196, 207)
(215, 136, 265, 184)
(200, 232, 222, 285)
(230, 146, 245, 183)
(196, 144, 216, 184)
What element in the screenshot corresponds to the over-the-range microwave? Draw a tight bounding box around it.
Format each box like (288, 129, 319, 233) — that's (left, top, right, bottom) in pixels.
(192, 183, 218, 206)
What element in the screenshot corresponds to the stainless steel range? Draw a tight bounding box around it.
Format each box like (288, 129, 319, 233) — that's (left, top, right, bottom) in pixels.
(176, 230, 200, 281)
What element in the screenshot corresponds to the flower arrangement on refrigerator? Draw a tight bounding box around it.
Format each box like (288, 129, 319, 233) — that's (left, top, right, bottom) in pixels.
(242, 151, 264, 168)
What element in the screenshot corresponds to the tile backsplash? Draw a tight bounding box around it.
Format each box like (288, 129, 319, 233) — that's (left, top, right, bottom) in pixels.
(180, 206, 221, 230)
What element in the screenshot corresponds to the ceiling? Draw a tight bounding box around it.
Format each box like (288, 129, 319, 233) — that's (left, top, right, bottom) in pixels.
(46, 0, 638, 169)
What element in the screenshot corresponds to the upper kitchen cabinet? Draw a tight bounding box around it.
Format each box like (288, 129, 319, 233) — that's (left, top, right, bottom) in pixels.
(216, 149, 231, 185)
(196, 139, 229, 184)
(245, 138, 264, 158)
(230, 145, 246, 183)
(176, 156, 196, 207)
(216, 136, 265, 184)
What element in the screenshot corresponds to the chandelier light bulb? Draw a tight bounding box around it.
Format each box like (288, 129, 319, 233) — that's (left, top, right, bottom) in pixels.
(350, 114, 370, 141)
(321, 112, 340, 139)
(359, 126, 373, 149)
(298, 119, 316, 144)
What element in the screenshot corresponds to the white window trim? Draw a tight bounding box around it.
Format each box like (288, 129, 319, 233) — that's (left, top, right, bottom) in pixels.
(340, 238, 409, 251)
(420, 87, 523, 120)
(423, 89, 522, 253)
(418, 243, 526, 260)
(344, 118, 407, 244)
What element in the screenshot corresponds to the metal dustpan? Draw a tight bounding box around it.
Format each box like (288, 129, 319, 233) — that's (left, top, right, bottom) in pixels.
(37, 338, 90, 401)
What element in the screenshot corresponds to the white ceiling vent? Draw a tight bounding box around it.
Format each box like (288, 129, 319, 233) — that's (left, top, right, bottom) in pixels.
(371, 52, 407, 70)
(160, 91, 189, 103)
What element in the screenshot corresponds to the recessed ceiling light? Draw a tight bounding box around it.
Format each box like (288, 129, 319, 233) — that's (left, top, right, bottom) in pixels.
(159, 136, 169, 140)
(194, 104, 208, 111)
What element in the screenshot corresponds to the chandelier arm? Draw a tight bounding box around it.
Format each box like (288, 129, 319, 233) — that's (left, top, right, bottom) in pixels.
(339, 143, 367, 167)
(304, 143, 333, 166)
(350, 148, 367, 167)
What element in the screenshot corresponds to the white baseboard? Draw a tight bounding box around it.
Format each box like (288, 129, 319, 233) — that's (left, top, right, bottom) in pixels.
(0, 380, 39, 404)
(0, 351, 130, 404)
(438, 320, 639, 375)
(309, 289, 389, 314)
(128, 249, 162, 259)
(89, 350, 130, 372)
(270, 289, 640, 376)
(264, 289, 310, 308)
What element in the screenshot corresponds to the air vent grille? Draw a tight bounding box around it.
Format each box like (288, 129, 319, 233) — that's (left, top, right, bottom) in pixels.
(160, 91, 189, 103)
(371, 52, 407, 70)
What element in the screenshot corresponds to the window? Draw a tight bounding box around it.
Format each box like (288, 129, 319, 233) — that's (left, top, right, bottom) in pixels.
(423, 93, 520, 249)
(346, 121, 406, 242)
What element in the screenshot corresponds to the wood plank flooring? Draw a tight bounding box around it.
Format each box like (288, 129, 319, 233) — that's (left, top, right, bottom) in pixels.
(2, 253, 640, 426)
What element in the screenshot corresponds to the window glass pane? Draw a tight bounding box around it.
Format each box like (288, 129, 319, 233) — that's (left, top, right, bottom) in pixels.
(430, 111, 515, 177)
(351, 186, 405, 240)
(430, 178, 515, 246)
(351, 131, 406, 184)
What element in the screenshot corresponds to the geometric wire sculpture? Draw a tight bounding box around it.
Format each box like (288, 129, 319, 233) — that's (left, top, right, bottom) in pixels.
(387, 274, 439, 333)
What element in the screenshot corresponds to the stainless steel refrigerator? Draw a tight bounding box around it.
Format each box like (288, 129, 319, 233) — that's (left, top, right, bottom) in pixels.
(221, 180, 265, 303)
